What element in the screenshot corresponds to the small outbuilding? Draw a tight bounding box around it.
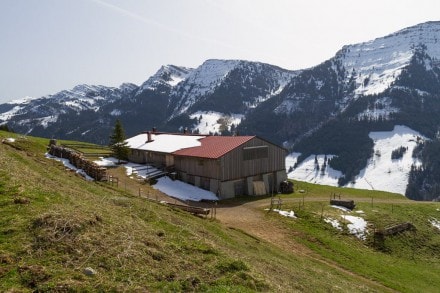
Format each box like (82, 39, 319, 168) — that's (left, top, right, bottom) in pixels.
(125, 130, 287, 199)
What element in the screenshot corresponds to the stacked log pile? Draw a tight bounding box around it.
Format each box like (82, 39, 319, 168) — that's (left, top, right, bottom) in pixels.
(330, 199, 356, 210)
(48, 145, 107, 181)
(375, 222, 414, 237)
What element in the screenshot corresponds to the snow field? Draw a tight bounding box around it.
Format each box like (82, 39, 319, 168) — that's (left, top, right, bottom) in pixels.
(122, 162, 219, 202)
(189, 111, 244, 134)
(287, 125, 424, 195)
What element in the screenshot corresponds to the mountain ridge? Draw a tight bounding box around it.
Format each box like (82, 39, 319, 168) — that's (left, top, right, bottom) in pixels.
(2, 20, 440, 200)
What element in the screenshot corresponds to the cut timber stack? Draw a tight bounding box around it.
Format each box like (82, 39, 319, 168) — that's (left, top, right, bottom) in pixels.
(48, 145, 107, 180)
(330, 199, 356, 210)
(375, 222, 415, 237)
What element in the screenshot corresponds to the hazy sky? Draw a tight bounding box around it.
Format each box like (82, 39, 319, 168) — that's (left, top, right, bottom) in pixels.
(1, 0, 439, 103)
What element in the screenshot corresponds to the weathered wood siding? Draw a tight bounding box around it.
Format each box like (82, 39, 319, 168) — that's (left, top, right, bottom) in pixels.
(128, 150, 169, 167)
(221, 137, 286, 181)
(174, 157, 221, 179)
(128, 149, 146, 164)
(175, 137, 286, 182)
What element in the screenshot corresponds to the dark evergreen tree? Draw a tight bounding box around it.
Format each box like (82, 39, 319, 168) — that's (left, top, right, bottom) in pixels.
(109, 119, 129, 163)
(391, 146, 407, 160)
(0, 124, 12, 132)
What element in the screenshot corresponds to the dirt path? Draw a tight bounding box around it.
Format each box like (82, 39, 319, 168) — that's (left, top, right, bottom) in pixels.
(105, 167, 396, 291)
(214, 198, 398, 292)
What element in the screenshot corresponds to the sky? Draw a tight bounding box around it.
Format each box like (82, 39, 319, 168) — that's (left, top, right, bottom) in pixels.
(1, 0, 439, 103)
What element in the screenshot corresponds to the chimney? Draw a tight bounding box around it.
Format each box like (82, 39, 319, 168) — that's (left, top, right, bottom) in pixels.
(146, 131, 153, 142)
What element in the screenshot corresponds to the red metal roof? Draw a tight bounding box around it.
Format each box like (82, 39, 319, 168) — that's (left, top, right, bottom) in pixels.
(172, 136, 255, 159)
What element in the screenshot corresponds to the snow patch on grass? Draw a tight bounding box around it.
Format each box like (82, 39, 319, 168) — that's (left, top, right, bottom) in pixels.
(342, 215, 368, 240)
(94, 157, 118, 167)
(265, 208, 297, 218)
(324, 218, 342, 231)
(2, 137, 16, 143)
(331, 205, 352, 212)
(45, 153, 94, 181)
(429, 218, 440, 231)
(153, 176, 218, 202)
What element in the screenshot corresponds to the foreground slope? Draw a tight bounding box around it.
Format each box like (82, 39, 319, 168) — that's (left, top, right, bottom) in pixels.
(0, 131, 392, 292)
(1, 131, 440, 292)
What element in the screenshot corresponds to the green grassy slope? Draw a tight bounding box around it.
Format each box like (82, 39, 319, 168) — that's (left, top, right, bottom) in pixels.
(271, 181, 440, 293)
(1, 131, 439, 292)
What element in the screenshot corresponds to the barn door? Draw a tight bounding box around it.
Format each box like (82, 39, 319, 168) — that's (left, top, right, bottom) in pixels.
(234, 180, 244, 196)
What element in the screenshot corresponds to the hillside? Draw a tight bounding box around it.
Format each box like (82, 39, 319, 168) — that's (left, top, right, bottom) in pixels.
(2, 21, 440, 199)
(1, 130, 440, 292)
(286, 125, 425, 196)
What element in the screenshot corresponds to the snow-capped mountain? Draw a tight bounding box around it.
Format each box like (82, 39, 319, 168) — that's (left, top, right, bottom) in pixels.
(136, 65, 193, 95)
(238, 21, 440, 200)
(2, 21, 440, 200)
(168, 59, 297, 120)
(0, 59, 296, 142)
(241, 21, 440, 143)
(0, 83, 138, 142)
(336, 21, 440, 97)
(170, 59, 242, 117)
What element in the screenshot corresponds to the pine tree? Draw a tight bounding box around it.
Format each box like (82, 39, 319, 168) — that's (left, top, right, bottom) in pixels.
(109, 119, 129, 163)
(0, 124, 12, 132)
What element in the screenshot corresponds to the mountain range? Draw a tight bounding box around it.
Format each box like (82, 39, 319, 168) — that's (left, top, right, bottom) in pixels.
(2, 21, 440, 201)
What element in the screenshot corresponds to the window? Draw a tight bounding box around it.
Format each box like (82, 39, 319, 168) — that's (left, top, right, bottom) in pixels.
(243, 146, 268, 160)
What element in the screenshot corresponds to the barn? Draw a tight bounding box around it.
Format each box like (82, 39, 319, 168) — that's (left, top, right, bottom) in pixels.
(125, 130, 287, 199)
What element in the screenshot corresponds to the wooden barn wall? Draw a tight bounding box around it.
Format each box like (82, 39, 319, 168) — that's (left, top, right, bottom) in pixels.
(221, 137, 286, 181)
(128, 150, 167, 167)
(128, 149, 145, 164)
(148, 152, 167, 167)
(174, 157, 221, 179)
(175, 137, 286, 181)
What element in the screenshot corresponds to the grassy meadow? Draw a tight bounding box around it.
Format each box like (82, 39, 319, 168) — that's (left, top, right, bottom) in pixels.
(0, 130, 439, 292)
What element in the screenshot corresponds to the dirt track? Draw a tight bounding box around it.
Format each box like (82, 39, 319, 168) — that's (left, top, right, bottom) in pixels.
(213, 198, 397, 292)
(106, 167, 397, 291)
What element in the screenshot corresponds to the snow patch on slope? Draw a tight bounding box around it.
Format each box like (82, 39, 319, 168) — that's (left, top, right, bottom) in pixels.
(338, 21, 440, 97)
(347, 125, 424, 194)
(287, 125, 424, 195)
(0, 105, 24, 121)
(357, 96, 399, 121)
(342, 215, 368, 240)
(189, 111, 243, 134)
(172, 60, 241, 116)
(6, 96, 38, 105)
(110, 109, 122, 116)
(138, 65, 193, 93)
(430, 218, 440, 231)
(287, 154, 342, 186)
(39, 116, 58, 128)
(153, 176, 219, 202)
